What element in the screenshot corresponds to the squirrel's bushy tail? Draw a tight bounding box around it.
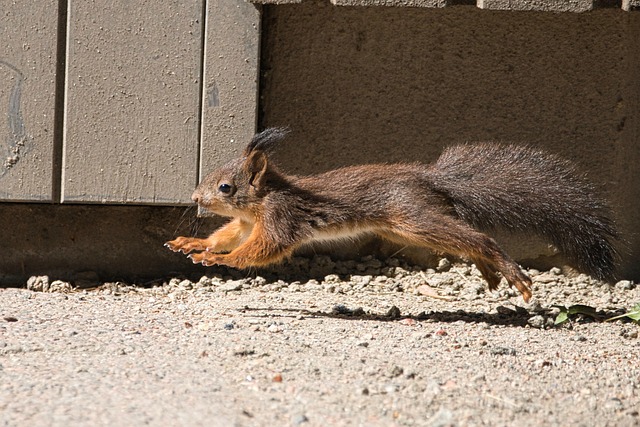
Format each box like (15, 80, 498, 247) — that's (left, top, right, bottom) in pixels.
(428, 143, 618, 280)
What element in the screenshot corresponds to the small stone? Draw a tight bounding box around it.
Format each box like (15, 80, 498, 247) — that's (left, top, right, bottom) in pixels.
(323, 274, 340, 284)
(306, 279, 320, 287)
(197, 276, 213, 286)
(533, 274, 558, 284)
(220, 280, 243, 292)
(233, 348, 255, 357)
(389, 366, 404, 378)
(253, 276, 267, 286)
(178, 280, 193, 290)
(534, 359, 552, 368)
(386, 306, 401, 319)
(291, 414, 309, 425)
(384, 384, 399, 393)
(436, 258, 451, 272)
(267, 323, 283, 333)
(528, 315, 546, 329)
(605, 398, 623, 410)
(490, 347, 516, 356)
(26, 275, 49, 292)
(399, 318, 417, 326)
(49, 280, 72, 293)
(615, 280, 634, 290)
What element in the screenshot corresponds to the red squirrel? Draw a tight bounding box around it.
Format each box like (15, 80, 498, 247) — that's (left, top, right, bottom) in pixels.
(166, 128, 618, 302)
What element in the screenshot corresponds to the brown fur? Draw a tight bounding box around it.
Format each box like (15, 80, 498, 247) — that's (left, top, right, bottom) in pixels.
(166, 128, 619, 302)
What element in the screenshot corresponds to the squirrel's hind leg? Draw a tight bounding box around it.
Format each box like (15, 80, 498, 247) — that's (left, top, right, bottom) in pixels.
(378, 217, 533, 302)
(472, 259, 502, 292)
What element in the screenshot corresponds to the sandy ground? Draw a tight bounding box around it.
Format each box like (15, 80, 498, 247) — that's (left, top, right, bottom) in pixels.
(1, 257, 639, 427)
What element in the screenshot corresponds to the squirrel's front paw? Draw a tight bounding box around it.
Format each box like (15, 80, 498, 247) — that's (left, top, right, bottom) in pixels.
(165, 237, 207, 254)
(189, 252, 219, 266)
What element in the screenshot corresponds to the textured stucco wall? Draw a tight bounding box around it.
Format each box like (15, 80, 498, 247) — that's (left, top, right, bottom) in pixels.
(259, 2, 640, 278)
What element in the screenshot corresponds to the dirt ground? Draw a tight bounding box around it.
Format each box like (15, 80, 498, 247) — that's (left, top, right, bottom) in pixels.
(1, 256, 639, 427)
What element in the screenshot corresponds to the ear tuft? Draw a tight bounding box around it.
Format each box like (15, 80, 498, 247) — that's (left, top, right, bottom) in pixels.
(244, 127, 290, 156)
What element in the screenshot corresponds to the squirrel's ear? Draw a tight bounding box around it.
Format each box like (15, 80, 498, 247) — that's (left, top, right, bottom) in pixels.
(245, 150, 268, 189)
(244, 127, 290, 156)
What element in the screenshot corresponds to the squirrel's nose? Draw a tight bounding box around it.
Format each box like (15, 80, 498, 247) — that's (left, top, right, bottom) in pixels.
(191, 193, 200, 204)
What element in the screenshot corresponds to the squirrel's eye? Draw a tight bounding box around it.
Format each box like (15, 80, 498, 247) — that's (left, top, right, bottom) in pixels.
(218, 183, 233, 194)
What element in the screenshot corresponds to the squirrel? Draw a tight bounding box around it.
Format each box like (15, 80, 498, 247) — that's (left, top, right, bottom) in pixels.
(166, 128, 618, 302)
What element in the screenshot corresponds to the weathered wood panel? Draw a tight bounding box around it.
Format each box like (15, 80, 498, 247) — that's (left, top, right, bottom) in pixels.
(62, 0, 203, 204)
(199, 0, 260, 183)
(0, 0, 58, 201)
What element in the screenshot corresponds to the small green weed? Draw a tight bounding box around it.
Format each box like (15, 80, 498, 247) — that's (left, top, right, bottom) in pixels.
(553, 303, 640, 325)
(605, 303, 640, 324)
(553, 305, 599, 325)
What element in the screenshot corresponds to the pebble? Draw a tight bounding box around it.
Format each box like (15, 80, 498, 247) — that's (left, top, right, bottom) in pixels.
(436, 258, 451, 272)
(267, 323, 283, 333)
(615, 280, 634, 290)
(490, 347, 517, 356)
(26, 276, 50, 292)
(389, 366, 404, 378)
(219, 280, 243, 292)
(178, 280, 193, 290)
(291, 414, 309, 425)
(50, 280, 73, 293)
(197, 276, 214, 286)
(386, 306, 401, 319)
(323, 274, 341, 284)
(357, 386, 370, 396)
(528, 315, 546, 329)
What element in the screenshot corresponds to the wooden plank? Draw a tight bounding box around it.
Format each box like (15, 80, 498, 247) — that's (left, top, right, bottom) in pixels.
(62, 0, 203, 204)
(0, 0, 58, 201)
(199, 0, 260, 187)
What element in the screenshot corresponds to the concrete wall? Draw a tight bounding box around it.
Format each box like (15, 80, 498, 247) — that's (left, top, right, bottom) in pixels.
(1, 1, 639, 284)
(259, 1, 640, 278)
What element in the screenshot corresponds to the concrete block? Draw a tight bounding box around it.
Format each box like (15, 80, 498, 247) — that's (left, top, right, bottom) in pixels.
(331, 0, 449, 7)
(250, 0, 302, 4)
(477, 0, 594, 12)
(0, 0, 58, 201)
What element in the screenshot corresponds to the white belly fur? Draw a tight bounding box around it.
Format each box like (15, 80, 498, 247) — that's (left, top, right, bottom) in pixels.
(307, 224, 377, 245)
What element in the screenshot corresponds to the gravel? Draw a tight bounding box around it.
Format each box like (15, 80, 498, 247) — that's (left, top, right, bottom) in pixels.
(1, 255, 639, 426)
